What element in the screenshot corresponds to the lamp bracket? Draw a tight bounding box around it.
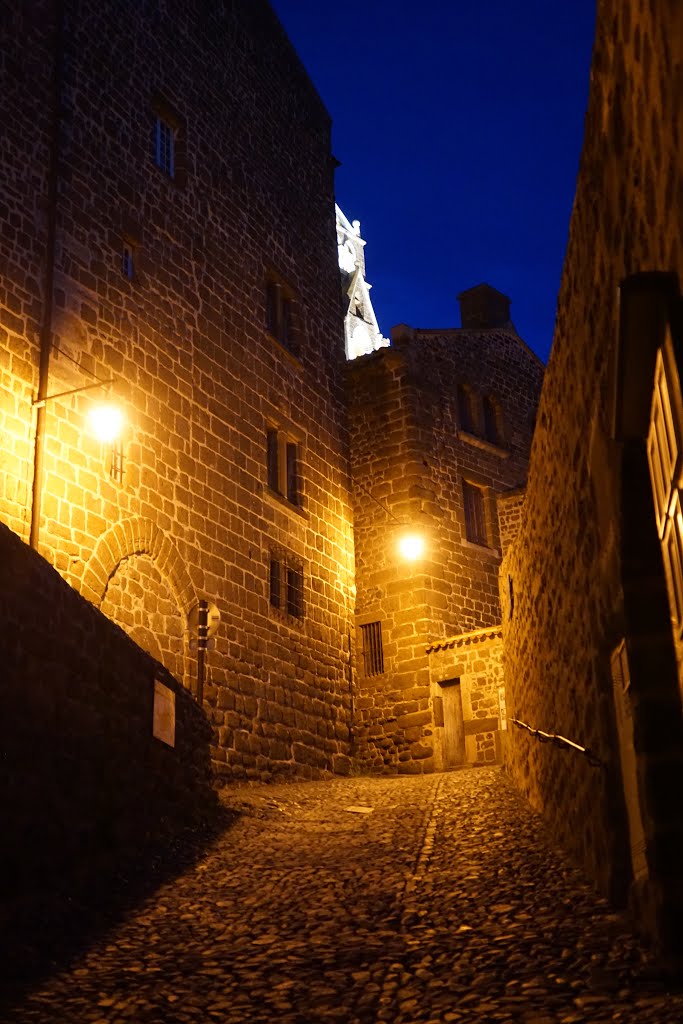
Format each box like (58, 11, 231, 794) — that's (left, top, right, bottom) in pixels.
(32, 378, 115, 408)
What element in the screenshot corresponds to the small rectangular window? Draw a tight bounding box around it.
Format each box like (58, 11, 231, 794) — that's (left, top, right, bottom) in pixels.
(269, 550, 304, 620)
(286, 566, 304, 618)
(265, 278, 299, 357)
(457, 383, 476, 434)
(269, 558, 281, 609)
(463, 480, 488, 546)
(266, 430, 279, 492)
(122, 244, 135, 280)
(286, 442, 298, 504)
(108, 439, 125, 485)
(483, 395, 503, 445)
(266, 428, 301, 508)
(155, 116, 175, 177)
(360, 621, 384, 677)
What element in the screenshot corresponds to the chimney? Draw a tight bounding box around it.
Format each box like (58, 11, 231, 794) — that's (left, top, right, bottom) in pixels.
(457, 283, 511, 329)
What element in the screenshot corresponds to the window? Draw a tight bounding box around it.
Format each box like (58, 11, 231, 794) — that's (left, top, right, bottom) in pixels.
(108, 438, 125, 485)
(265, 277, 299, 357)
(155, 116, 175, 177)
(483, 395, 503, 446)
(269, 550, 304, 619)
(151, 96, 185, 185)
(463, 480, 488, 546)
(266, 428, 301, 507)
(457, 383, 477, 434)
(286, 565, 304, 619)
(360, 621, 384, 677)
(269, 557, 282, 608)
(122, 243, 135, 280)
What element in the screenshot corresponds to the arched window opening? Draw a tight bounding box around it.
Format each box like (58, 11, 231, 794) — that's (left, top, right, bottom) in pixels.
(457, 383, 477, 434)
(483, 395, 503, 446)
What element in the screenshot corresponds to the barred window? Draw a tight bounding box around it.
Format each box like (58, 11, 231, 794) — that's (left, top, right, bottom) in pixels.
(269, 557, 282, 609)
(286, 565, 304, 619)
(360, 621, 384, 677)
(463, 480, 488, 546)
(108, 438, 125, 485)
(269, 550, 304, 620)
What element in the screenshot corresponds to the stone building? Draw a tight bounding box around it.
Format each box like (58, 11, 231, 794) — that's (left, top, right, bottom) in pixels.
(0, 0, 355, 780)
(499, 0, 683, 960)
(347, 285, 543, 773)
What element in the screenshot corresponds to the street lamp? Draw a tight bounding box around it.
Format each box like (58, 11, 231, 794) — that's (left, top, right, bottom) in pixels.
(88, 402, 124, 443)
(30, 378, 122, 550)
(398, 532, 426, 561)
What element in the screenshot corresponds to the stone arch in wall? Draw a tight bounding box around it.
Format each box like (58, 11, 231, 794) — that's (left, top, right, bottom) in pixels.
(79, 517, 196, 686)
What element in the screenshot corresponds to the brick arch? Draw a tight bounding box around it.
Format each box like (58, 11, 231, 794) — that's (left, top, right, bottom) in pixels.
(79, 517, 196, 617)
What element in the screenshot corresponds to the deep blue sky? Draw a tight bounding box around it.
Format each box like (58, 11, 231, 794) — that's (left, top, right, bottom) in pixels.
(270, 0, 596, 363)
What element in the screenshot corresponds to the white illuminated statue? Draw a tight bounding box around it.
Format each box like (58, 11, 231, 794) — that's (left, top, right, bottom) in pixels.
(336, 205, 390, 360)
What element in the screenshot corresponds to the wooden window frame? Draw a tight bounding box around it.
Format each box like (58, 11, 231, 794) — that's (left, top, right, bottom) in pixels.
(266, 427, 302, 508)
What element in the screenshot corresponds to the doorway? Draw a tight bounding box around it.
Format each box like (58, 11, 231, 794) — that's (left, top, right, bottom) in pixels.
(439, 678, 466, 767)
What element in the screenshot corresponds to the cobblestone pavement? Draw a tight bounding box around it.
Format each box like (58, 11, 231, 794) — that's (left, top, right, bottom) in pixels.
(5, 767, 683, 1023)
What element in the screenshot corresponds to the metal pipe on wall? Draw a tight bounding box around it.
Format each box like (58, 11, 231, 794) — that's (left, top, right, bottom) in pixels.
(30, 0, 64, 550)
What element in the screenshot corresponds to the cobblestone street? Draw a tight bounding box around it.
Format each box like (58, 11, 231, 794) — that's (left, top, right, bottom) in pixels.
(5, 768, 683, 1023)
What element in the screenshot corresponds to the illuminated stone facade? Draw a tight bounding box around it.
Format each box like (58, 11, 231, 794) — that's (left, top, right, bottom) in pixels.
(348, 286, 543, 773)
(500, 0, 683, 958)
(0, 0, 354, 780)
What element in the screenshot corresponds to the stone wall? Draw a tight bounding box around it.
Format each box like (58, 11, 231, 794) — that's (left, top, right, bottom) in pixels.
(0, 0, 354, 780)
(348, 311, 542, 772)
(497, 488, 526, 556)
(0, 520, 216, 928)
(500, 0, 683, 953)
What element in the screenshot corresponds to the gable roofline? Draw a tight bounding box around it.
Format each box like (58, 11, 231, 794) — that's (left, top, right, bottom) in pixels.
(407, 324, 545, 369)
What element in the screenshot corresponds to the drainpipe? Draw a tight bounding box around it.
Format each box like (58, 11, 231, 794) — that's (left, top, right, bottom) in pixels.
(30, 0, 64, 550)
(347, 628, 355, 754)
(196, 599, 208, 706)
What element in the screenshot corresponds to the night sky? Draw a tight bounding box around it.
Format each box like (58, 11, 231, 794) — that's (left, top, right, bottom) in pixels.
(270, 0, 597, 363)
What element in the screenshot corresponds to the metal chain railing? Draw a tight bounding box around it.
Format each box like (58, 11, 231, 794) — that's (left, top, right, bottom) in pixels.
(510, 718, 604, 768)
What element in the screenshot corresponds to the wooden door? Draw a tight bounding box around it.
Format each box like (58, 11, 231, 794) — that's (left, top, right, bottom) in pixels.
(440, 679, 465, 767)
(610, 640, 648, 882)
(647, 331, 683, 705)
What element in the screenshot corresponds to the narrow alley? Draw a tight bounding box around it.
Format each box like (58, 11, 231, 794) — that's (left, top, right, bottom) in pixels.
(5, 768, 682, 1023)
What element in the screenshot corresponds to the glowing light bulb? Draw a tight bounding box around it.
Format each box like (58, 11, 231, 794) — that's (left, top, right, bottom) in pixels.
(398, 533, 425, 561)
(88, 403, 123, 443)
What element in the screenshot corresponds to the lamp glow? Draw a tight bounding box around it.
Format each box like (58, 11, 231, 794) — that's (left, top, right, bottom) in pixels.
(88, 403, 123, 443)
(398, 533, 425, 561)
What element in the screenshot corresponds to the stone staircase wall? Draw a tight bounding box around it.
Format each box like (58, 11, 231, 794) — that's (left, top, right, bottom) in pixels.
(0, 521, 216, 920)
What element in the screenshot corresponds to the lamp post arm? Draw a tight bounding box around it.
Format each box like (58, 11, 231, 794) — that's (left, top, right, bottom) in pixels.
(32, 379, 115, 408)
